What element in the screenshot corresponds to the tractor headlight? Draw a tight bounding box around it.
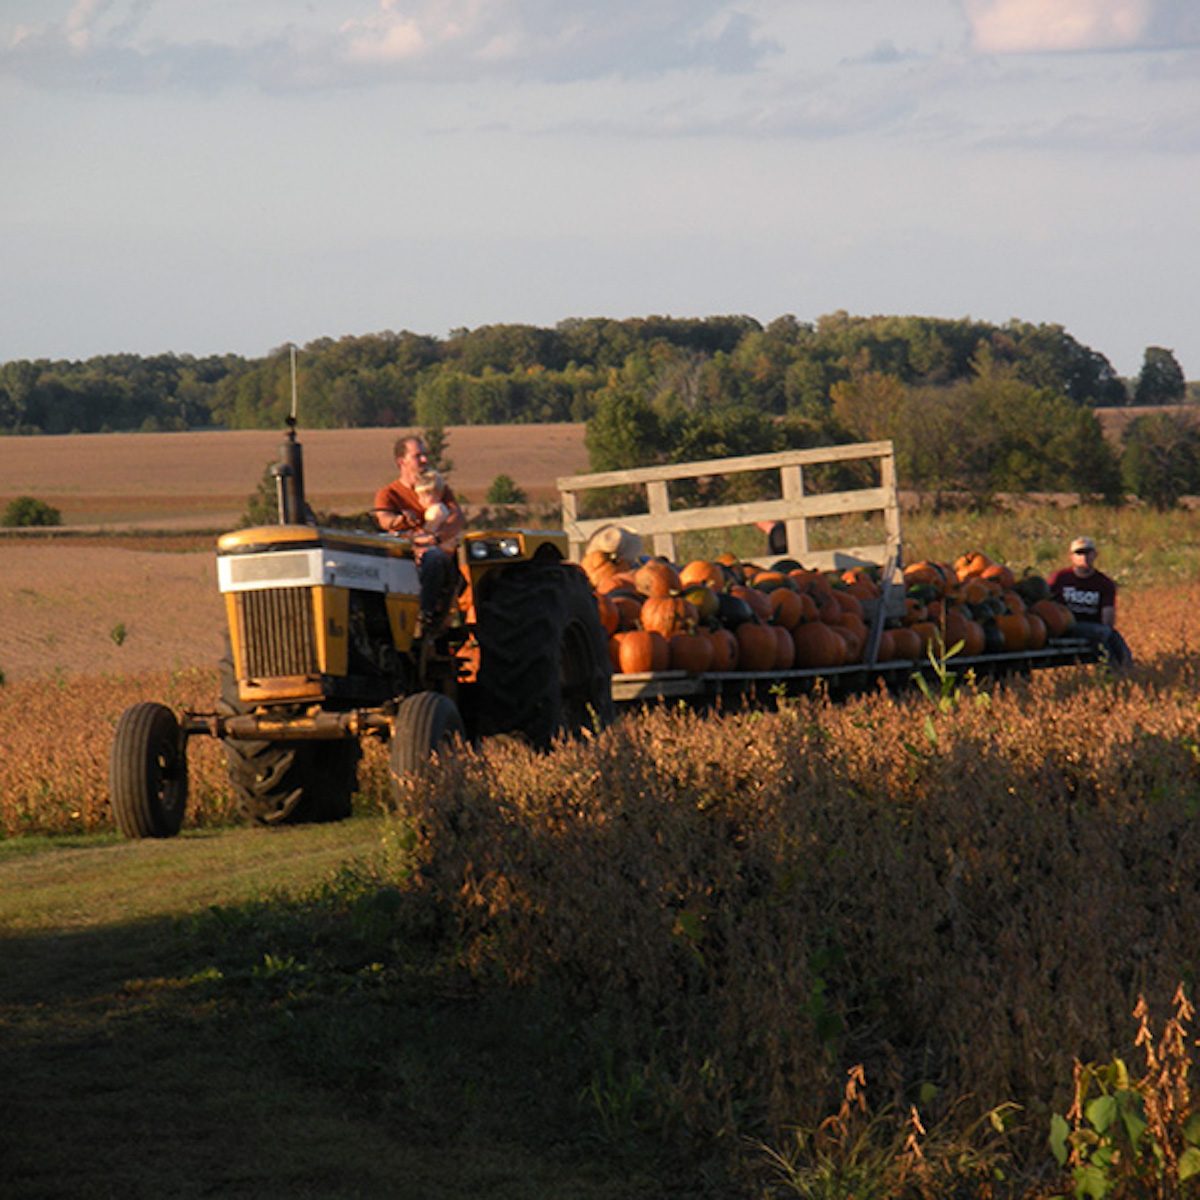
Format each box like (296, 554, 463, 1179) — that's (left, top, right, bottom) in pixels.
(468, 537, 523, 561)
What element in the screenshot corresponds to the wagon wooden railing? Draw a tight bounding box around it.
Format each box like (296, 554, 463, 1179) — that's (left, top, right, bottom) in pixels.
(557, 441, 902, 572)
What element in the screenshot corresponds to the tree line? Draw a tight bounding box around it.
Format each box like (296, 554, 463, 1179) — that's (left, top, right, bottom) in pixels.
(0, 313, 1187, 437)
(1, 313, 1194, 507)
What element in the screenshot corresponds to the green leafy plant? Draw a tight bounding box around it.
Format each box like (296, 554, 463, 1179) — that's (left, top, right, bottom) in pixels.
(582, 1046, 657, 1141)
(912, 628, 965, 746)
(1050, 985, 1200, 1198)
(110, 622, 127, 647)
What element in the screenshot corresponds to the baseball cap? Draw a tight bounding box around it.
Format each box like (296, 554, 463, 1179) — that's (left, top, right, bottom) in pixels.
(1070, 536, 1096, 553)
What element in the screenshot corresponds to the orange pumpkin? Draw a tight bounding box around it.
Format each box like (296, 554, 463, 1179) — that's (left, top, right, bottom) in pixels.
(795, 592, 820, 624)
(890, 626, 922, 661)
(1031, 599, 1074, 637)
(955, 551, 992, 581)
(789, 568, 828, 596)
(874, 628, 896, 662)
(792, 621, 846, 669)
(596, 594, 619, 636)
(909, 620, 938, 652)
(679, 560, 726, 591)
(771, 624, 796, 670)
(709, 627, 739, 672)
(836, 612, 869, 648)
(751, 570, 792, 592)
(669, 631, 715, 674)
(981, 563, 1016, 590)
(1025, 613, 1047, 650)
(640, 595, 698, 638)
(941, 609, 969, 651)
(616, 629, 669, 674)
(735, 622, 778, 672)
(634, 558, 681, 598)
(994, 612, 1029, 651)
(904, 561, 948, 592)
(608, 635, 622, 672)
(959, 577, 990, 605)
(961, 619, 986, 658)
(583, 552, 620, 590)
(1000, 590, 1026, 615)
(595, 570, 638, 596)
(769, 587, 804, 630)
(831, 624, 863, 664)
(612, 595, 643, 631)
(841, 566, 881, 595)
(831, 589, 864, 619)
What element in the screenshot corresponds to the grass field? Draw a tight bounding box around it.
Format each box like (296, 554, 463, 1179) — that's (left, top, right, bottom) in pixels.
(0, 819, 691, 1200)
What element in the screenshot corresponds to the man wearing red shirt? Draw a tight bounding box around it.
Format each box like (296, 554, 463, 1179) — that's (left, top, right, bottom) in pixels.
(374, 435, 465, 636)
(1047, 535, 1132, 667)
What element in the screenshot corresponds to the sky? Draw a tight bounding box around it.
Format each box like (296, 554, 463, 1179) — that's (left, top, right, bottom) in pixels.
(1, 0, 1198, 378)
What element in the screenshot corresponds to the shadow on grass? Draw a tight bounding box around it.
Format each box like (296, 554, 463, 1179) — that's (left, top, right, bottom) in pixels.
(0, 885, 720, 1200)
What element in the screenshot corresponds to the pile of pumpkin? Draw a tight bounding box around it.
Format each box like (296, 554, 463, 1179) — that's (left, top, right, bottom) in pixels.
(583, 545, 1078, 676)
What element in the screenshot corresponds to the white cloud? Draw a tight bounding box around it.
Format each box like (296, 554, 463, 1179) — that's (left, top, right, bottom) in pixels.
(964, 0, 1200, 53)
(0, 0, 775, 91)
(966, 0, 1149, 54)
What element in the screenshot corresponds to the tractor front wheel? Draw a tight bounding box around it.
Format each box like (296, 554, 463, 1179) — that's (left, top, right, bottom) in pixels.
(389, 691, 465, 797)
(110, 702, 188, 838)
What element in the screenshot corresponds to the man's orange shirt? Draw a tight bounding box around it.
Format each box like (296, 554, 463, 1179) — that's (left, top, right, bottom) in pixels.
(374, 478, 458, 531)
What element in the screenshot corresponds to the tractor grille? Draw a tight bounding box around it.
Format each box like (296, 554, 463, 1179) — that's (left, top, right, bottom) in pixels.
(235, 587, 318, 678)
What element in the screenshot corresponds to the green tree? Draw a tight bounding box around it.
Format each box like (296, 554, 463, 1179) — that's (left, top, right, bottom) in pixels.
(1121, 411, 1200, 509)
(1133, 346, 1186, 406)
(584, 369, 665, 472)
(485, 474, 527, 505)
(421, 425, 453, 475)
(242, 463, 280, 526)
(2, 496, 62, 527)
(830, 369, 907, 442)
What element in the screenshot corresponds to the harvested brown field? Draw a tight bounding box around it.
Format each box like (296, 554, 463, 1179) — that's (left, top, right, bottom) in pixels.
(0, 544, 224, 682)
(0, 424, 588, 528)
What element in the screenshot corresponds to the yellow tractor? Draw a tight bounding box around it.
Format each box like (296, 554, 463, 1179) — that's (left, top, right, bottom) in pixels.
(109, 420, 612, 837)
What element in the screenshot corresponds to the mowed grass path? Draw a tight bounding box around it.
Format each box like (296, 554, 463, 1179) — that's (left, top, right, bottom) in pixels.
(0, 819, 685, 1200)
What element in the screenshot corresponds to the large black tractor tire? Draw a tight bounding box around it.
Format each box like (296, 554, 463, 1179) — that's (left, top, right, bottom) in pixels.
(474, 561, 614, 750)
(218, 651, 359, 827)
(110, 702, 188, 839)
(389, 691, 465, 797)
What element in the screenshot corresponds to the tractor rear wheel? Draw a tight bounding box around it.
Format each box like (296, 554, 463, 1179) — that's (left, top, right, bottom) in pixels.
(110, 702, 188, 838)
(218, 649, 359, 826)
(389, 691, 465, 795)
(474, 561, 614, 749)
